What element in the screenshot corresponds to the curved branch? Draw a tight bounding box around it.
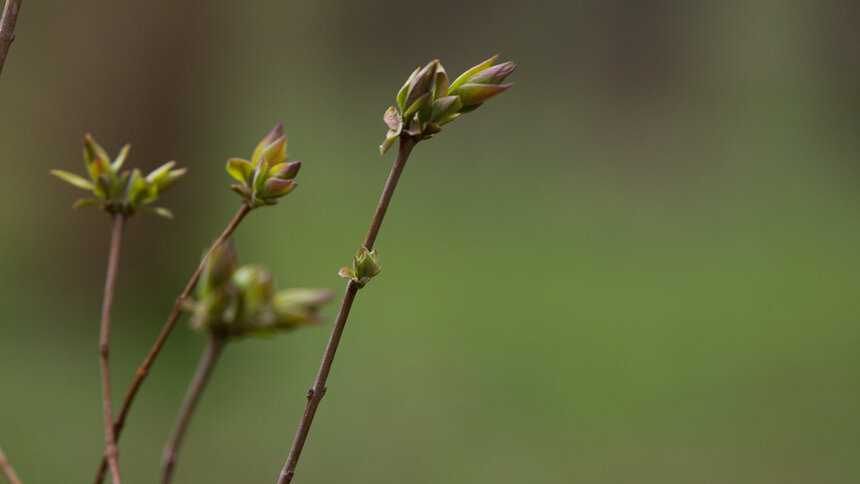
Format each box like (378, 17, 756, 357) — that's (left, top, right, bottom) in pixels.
(160, 334, 226, 484)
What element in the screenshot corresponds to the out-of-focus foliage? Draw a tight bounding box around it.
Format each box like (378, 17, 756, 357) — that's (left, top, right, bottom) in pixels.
(186, 243, 332, 337)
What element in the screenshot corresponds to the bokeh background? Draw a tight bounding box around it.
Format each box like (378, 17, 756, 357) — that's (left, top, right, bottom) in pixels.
(1, 1, 858, 482)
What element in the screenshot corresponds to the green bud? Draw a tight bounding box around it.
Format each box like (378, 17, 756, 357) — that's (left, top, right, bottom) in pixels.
(110, 171, 130, 199)
(125, 168, 149, 204)
(339, 246, 381, 288)
(261, 177, 296, 199)
(187, 289, 230, 333)
(232, 265, 275, 319)
(88, 153, 111, 183)
(430, 95, 463, 124)
(464, 61, 516, 85)
(252, 123, 284, 165)
(380, 56, 515, 152)
(268, 160, 301, 180)
(83, 134, 111, 171)
(448, 55, 498, 93)
(404, 60, 437, 111)
(272, 288, 334, 327)
(198, 242, 239, 298)
(53, 134, 184, 218)
(447, 56, 516, 112)
(396, 68, 420, 111)
(258, 135, 287, 166)
(185, 252, 333, 338)
(403, 91, 431, 122)
(227, 158, 253, 183)
(95, 173, 112, 200)
(453, 83, 512, 107)
(432, 64, 450, 100)
(229, 125, 301, 208)
(422, 122, 442, 136)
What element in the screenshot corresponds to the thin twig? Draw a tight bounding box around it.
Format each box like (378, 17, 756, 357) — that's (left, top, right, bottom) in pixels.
(94, 203, 251, 483)
(160, 333, 226, 484)
(0, 444, 22, 484)
(100, 214, 126, 484)
(278, 136, 416, 483)
(0, 0, 22, 79)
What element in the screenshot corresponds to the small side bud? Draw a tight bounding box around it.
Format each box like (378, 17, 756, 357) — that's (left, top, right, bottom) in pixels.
(340, 246, 381, 288)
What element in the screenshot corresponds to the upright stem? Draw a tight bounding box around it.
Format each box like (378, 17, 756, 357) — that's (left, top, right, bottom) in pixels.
(0, 444, 22, 484)
(277, 137, 416, 483)
(0, 0, 22, 79)
(94, 203, 251, 484)
(100, 214, 126, 484)
(160, 334, 226, 484)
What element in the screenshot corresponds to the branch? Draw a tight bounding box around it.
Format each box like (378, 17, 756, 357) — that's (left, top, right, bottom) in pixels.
(0, 444, 22, 484)
(94, 203, 251, 483)
(160, 333, 226, 484)
(99, 214, 126, 484)
(277, 136, 417, 483)
(0, 0, 21, 79)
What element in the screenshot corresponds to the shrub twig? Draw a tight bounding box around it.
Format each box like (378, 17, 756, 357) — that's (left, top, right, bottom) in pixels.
(0, 0, 22, 78)
(277, 136, 416, 483)
(99, 214, 127, 484)
(159, 333, 226, 484)
(94, 203, 251, 483)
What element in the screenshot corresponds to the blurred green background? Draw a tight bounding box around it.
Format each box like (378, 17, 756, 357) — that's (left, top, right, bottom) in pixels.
(1, 1, 858, 482)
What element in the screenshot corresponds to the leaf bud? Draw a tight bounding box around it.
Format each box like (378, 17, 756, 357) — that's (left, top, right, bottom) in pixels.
(339, 246, 381, 288)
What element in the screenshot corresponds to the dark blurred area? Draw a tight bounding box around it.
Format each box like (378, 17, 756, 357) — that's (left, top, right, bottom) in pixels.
(1, 1, 858, 482)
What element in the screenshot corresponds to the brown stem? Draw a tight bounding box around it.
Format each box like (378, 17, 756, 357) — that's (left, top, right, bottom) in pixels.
(100, 214, 126, 484)
(277, 136, 416, 483)
(0, 444, 22, 484)
(94, 203, 251, 484)
(160, 333, 225, 484)
(0, 0, 22, 79)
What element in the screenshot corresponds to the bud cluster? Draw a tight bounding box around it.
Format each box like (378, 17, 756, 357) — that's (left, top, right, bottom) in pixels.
(380, 55, 516, 154)
(228, 124, 301, 208)
(50, 134, 186, 218)
(338, 246, 382, 288)
(186, 244, 333, 338)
